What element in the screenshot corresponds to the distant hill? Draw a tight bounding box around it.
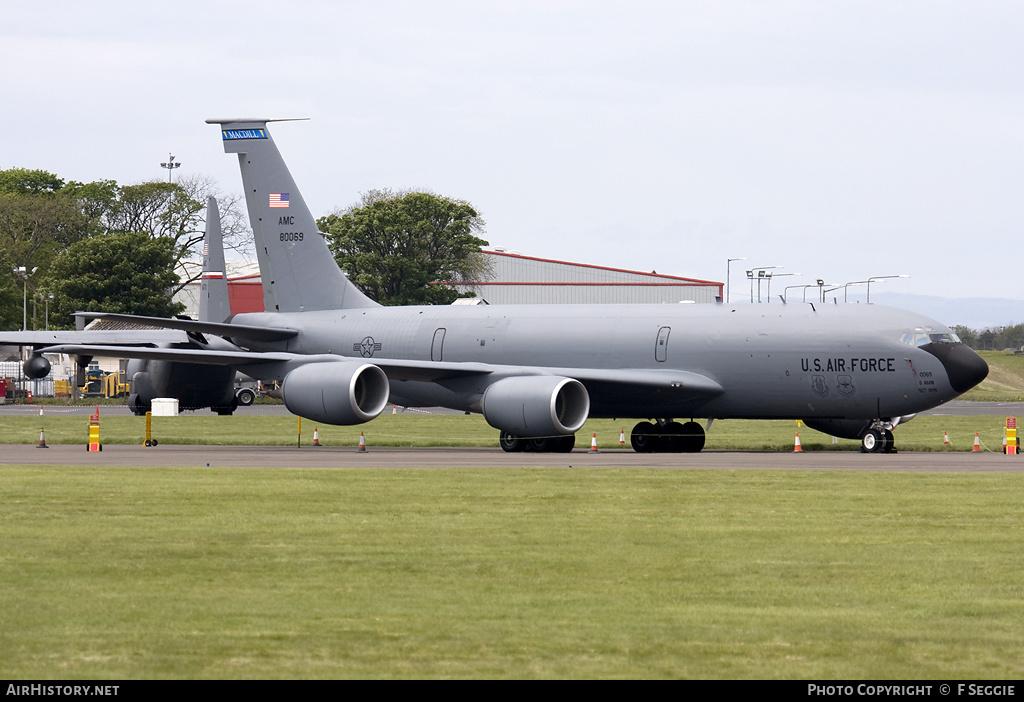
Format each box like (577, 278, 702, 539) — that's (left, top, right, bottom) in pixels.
(962, 352, 1024, 402)
(872, 293, 1024, 331)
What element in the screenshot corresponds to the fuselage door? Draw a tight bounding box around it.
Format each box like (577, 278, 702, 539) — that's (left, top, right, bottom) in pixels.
(431, 328, 446, 362)
(655, 326, 671, 363)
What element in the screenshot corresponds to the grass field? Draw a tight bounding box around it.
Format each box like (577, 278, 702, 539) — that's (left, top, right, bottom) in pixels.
(2, 355, 1022, 678)
(1, 411, 1019, 453)
(962, 351, 1024, 402)
(1, 466, 1022, 679)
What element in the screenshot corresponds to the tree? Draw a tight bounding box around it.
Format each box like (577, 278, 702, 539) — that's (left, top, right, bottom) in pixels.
(0, 181, 97, 328)
(318, 189, 491, 306)
(42, 231, 184, 328)
(0, 168, 65, 195)
(102, 175, 251, 293)
(0, 273, 21, 331)
(0, 166, 251, 328)
(952, 325, 977, 348)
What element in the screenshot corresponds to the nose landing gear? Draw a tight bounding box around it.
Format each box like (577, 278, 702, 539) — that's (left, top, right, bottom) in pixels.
(860, 422, 897, 453)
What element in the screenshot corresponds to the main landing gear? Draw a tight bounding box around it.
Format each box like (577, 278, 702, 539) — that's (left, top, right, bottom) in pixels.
(860, 422, 897, 454)
(498, 419, 709, 453)
(631, 420, 705, 453)
(499, 431, 576, 453)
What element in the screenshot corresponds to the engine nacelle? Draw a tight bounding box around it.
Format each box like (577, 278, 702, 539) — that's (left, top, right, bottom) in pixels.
(23, 354, 51, 379)
(481, 376, 590, 436)
(280, 361, 390, 425)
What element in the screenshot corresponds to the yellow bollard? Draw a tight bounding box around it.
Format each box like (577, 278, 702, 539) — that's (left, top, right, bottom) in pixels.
(143, 411, 158, 447)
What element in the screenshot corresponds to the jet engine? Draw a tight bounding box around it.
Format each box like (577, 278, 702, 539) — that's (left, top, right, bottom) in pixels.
(280, 361, 390, 425)
(23, 354, 51, 379)
(481, 376, 590, 436)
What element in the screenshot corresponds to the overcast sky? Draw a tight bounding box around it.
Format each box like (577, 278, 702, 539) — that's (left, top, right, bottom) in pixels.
(3, 1, 1022, 303)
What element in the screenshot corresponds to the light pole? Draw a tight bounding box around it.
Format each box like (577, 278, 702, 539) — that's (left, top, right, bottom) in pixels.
(746, 266, 782, 303)
(11, 266, 37, 331)
(845, 280, 872, 303)
(831, 282, 864, 303)
(160, 153, 181, 182)
(815, 278, 829, 303)
(784, 283, 822, 303)
(40, 293, 53, 330)
(726, 257, 747, 303)
(767, 273, 800, 303)
(866, 275, 909, 303)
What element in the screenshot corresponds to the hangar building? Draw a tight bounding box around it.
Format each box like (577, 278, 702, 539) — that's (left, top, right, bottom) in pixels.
(174, 249, 723, 316)
(441, 249, 723, 305)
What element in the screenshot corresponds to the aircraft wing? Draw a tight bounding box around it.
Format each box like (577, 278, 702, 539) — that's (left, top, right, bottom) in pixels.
(39, 344, 498, 379)
(547, 367, 724, 397)
(0, 329, 189, 348)
(42, 344, 296, 366)
(35, 344, 722, 397)
(74, 312, 299, 342)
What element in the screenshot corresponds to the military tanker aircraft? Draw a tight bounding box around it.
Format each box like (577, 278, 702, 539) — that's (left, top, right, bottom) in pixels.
(5, 119, 989, 453)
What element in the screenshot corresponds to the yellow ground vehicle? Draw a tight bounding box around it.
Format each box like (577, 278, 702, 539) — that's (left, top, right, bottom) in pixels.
(102, 371, 130, 398)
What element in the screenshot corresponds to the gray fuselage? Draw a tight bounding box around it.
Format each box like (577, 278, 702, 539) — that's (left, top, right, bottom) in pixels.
(231, 300, 978, 423)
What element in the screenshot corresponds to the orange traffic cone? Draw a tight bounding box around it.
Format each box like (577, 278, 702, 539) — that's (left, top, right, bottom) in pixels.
(619, 429, 625, 447)
(36, 428, 49, 449)
(943, 431, 950, 446)
(357, 432, 367, 453)
(972, 433, 981, 452)
(312, 427, 322, 447)
(590, 432, 599, 453)
(794, 432, 803, 453)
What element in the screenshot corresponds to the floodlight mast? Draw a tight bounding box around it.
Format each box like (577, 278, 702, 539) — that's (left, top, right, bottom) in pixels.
(726, 258, 747, 303)
(160, 153, 181, 182)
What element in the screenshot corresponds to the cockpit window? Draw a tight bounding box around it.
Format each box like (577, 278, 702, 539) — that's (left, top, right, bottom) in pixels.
(900, 330, 961, 346)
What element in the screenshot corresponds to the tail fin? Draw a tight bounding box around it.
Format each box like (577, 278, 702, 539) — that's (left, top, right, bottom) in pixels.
(199, 196, 232, 323)
(206, 118, 379, 313)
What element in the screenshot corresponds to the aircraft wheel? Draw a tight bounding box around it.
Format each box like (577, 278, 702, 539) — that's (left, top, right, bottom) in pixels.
(499, 431, 526, 452)
(680, 421, 706, 453)
(861, 429, 883, 453)
(526, 437, 551, 452)
(631, 421, 660, 453)
(660, 422, 685, 452)
(881, 429, 896, 454)
(553, 434, 576, 452)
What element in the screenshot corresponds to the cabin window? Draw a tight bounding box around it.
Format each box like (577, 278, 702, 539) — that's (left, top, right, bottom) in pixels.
(900, 330, 961, 346)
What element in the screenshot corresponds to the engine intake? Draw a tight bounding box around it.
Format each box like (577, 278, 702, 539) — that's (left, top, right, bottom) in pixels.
(482, 376, 590, 436)
(281, 361, 390, 425)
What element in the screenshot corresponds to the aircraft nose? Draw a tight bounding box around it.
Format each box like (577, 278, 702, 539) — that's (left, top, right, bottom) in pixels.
(922, 343, 989, 394)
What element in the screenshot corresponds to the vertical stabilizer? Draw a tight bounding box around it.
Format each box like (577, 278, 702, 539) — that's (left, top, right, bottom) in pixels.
(206, 118, 379, 312)
(199, 196, 231, 323)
